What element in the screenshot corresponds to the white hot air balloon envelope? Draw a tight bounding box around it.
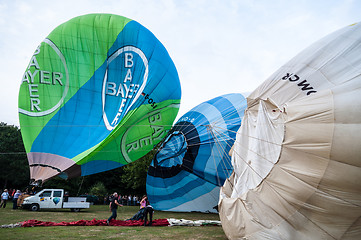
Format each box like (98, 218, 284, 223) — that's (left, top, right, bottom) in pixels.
(219, 22, 361, 240)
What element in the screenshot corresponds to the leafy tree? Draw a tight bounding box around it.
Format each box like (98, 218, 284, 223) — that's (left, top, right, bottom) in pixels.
(42, 164, 126, 198)
(42, 176, 83, 196)
(0, 122, 29, 190)
(120, 150, 154, 195)
(89, 182, 107, 198)
(0, 121, 157, 199)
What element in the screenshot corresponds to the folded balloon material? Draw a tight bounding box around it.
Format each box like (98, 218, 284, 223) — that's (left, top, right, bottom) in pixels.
(18, 14, 181, 183)
(147, 93, 247, 213)
(167, 218, 221, 226)
(20, 219, 169, 227)
(219, 23, 361, 239)
(18, 218, 219, 227)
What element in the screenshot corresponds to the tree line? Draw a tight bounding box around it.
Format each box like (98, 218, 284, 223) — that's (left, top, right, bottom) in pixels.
(0, 122, 153, 200)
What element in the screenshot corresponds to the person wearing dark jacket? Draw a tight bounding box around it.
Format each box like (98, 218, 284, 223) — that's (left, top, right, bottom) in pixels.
(107, 192, 123, 225)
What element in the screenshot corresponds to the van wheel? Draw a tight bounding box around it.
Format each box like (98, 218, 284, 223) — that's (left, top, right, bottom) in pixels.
(71, 208, 80, 212)
(30, 204, 39, 211)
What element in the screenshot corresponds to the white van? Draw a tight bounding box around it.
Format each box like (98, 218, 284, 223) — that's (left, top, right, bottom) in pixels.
(22, 189, 90, 212)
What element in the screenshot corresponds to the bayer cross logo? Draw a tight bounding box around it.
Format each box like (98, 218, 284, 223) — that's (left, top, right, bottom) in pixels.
(102, 46, 149, 131)
(19, 39, 69, 117)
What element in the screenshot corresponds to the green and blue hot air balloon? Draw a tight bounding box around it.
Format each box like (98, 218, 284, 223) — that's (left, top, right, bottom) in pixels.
(18, 14, 181, 183)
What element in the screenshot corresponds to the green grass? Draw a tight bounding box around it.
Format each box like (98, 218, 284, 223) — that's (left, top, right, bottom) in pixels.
(0, 204, 227, 239)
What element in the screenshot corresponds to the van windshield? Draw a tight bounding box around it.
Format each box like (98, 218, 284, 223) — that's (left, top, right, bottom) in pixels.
(39, 191, 52, 197)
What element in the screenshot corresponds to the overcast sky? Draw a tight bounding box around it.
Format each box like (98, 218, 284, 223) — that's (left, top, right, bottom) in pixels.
(1, 0, 360, 126)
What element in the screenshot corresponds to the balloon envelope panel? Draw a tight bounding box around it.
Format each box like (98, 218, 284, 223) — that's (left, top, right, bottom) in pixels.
(147, 93, 246, 212)
(219, 23, 361, 239)
(18, 14, 181, 182)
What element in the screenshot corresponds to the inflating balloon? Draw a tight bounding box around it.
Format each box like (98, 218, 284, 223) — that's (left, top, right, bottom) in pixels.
(18, 14, 181, 184)
(147, 93, 247, 212)
(219, 23, 361, 239)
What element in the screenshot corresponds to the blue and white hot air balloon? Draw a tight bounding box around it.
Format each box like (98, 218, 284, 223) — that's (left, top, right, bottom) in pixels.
(146, 93, 247, 212)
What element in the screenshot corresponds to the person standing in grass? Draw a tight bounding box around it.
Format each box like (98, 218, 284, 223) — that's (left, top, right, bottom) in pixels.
(13, 190, 21, 209)
(107, 192, 123, 225)
(0, 189, 10, 208)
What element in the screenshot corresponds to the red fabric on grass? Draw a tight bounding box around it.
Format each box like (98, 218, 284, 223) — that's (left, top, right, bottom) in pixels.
(21, 218, 169, 227)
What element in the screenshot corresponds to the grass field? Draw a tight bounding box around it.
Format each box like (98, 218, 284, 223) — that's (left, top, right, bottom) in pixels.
(0, 204, 227, 239)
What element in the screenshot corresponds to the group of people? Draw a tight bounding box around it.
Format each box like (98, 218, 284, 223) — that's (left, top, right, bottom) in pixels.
(106, 194, 139, 206)
(0, 189, 23, 209)
(107, 193, 154, 226)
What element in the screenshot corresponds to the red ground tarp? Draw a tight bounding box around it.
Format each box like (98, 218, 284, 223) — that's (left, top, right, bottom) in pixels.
(21, 219, 170, 227)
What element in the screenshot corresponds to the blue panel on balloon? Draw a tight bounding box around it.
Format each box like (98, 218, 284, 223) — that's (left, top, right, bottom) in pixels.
(146, 93, 247, 212)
